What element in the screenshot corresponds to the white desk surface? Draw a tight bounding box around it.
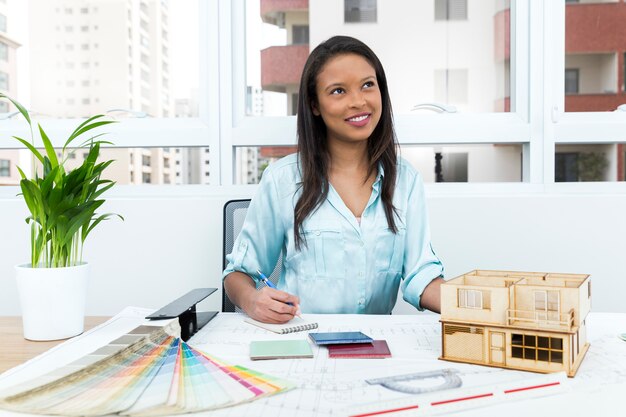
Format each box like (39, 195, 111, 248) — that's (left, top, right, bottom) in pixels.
(1, 308, 625, 417)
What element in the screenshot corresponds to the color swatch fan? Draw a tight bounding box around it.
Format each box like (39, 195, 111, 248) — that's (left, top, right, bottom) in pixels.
(0, 323, 294, 416)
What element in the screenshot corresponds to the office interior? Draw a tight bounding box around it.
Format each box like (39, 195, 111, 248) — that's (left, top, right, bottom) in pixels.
(0, 0, 625, 317)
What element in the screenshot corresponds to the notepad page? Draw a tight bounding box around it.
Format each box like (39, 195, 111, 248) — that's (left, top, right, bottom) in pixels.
(243, 316, 318, 334)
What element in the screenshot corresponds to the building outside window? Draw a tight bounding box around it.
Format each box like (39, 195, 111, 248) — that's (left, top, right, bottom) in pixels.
(0, 71, 8, 90)
(0, 13, 7, 32)
(435, 0, 468, 21)
(344, 0, 377, 23)
(564, 68, 579, 94)
(0, 41, 7, 61)
(292, 25, 309, 45)
(0, 159, 9, 177)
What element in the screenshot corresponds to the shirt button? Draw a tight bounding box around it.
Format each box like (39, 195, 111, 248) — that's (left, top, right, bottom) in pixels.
(358, 271, 363, 277)
(358, 298, 365, 305)
(315, 230, 321, 236)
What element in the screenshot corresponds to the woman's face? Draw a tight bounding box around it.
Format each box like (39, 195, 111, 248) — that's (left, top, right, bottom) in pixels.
(313, 53, 382, 147)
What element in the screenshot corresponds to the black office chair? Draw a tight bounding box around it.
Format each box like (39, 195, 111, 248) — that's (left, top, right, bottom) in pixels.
(222, 199, 282, 312)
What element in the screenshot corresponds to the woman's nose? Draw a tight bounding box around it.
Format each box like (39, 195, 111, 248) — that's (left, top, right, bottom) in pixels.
(349, 91, 366, 108)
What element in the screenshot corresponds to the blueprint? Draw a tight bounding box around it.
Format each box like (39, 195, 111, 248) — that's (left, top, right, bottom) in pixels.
(1, 310, 625, 417)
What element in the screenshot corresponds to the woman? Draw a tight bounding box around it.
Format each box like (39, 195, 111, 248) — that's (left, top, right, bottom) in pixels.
(223, 36, 444, 323)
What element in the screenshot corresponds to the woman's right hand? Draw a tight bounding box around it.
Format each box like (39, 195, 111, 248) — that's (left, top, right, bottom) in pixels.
(243, 286, 301, 324)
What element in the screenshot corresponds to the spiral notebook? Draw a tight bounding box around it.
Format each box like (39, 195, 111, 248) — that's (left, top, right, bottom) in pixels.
(244, 316, 318, 334)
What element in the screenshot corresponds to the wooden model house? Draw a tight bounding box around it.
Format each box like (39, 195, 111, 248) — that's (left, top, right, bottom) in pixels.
(439, 270, 591, 377)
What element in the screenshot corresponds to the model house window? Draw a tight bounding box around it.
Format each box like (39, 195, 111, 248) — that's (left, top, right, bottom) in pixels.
(435, 0, 468, 21)
(344, 0, 377, 23)
(564, 69, 579, 94)
(511, 334, 563, 364)
(458, 289, 483, 309)
(0, 159, 10, 177)
(142, 172, 151, 183)
(292, 25, 309, 45)
(534, 290, 559, 315)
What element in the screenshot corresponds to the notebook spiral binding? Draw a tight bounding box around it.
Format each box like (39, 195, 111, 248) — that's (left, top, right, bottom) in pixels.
(282, 323, 318, 334)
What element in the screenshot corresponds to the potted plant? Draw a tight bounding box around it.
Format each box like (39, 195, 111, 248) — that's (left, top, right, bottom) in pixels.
(1, 93, 122, 341)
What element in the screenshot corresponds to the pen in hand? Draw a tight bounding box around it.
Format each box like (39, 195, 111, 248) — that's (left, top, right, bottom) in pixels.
(256, 269, 301, 318)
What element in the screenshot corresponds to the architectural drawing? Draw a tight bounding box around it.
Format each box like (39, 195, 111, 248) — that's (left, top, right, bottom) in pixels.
(440, 270, 592, 377)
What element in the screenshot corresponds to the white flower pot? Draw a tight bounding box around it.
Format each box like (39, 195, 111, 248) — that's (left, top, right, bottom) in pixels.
(15, 263, 90, 341)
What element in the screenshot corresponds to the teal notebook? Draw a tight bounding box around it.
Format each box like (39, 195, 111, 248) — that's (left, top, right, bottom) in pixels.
(249, 340, 314, 360)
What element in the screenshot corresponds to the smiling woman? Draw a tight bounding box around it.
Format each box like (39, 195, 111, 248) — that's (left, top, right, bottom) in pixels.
(223, 36, 444, 324)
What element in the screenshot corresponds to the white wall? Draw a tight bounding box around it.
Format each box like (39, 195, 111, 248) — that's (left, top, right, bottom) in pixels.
(1, 186, 625, 316)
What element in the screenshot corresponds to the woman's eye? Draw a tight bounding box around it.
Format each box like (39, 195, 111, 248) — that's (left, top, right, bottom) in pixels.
(330, 88, 344, 95)
(363, 81, 375, 88)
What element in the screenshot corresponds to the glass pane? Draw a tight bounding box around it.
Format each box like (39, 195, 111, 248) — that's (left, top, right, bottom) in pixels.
(401, 144, 523, 183)
(234, 146, 297, 184)
(0, 146, 211, 186)
(555, 144, 625, 182)
(564, 0, 623, 112)
(246, 0, 511, 116)
(524, 335, 536, 347)
(5, 0, 198, 118)
(234, 144, 522, 184)
(511, 346, 523, 358)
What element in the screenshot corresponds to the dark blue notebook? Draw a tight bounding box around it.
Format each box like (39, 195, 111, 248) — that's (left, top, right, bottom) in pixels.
(308, 331, 373, 345)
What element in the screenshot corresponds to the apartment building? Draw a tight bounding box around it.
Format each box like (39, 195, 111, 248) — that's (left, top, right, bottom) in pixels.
(28, 0, 177, 185)
(257, 0, 626, 182)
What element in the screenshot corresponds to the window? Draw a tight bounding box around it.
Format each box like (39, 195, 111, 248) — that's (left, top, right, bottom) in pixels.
(0, 101, 7, 112)
(458, 289, 483, 309)
(511, 334, 563, 364)
(435, 0, 468, 21)
(292, 25, 309, 45)
(344, 0, 377, 23)
(142, 172, 151, 183)
(0, 13, 7, 32)
(0, 42, 7, 61)
(0, 159, 9, 177)
(142, 155, 151, 166)
(0, 71, 8, 90)
(564, 69, 579, 94)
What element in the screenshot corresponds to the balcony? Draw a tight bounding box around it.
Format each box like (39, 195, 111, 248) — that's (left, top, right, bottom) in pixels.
(565, 93, 626, 112)
(506, 308, 575, 332)
(261, 44, 309, 92)
(261, 0, 308, 28)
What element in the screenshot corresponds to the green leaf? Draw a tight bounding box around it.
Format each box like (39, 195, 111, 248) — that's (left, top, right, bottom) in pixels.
(12, 137, 44, 164)
(0, 93, 31, 125)
(38, 124, 60, 169)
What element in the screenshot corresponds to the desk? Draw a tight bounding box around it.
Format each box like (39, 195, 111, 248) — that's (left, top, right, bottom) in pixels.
(0, 317, 109, 374)
(1, 311, 625, 417)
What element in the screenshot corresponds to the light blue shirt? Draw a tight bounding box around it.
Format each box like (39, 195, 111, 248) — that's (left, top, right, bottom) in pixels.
(223, 154, 444, 314)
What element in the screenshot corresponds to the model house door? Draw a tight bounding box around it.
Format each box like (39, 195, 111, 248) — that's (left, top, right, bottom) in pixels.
(490, 332, 505, 365)
(534, 291, 560, 322)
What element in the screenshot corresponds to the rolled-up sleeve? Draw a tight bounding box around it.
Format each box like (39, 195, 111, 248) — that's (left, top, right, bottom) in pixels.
(400, 172, 444, 310)
(222, 166, 284, 285)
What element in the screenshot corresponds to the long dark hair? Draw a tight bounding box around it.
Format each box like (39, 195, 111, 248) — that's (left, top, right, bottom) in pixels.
(294, 35, 398, 250)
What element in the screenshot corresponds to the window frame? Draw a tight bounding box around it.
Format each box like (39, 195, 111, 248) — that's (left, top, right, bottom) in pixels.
(0, 0, 625, 196)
